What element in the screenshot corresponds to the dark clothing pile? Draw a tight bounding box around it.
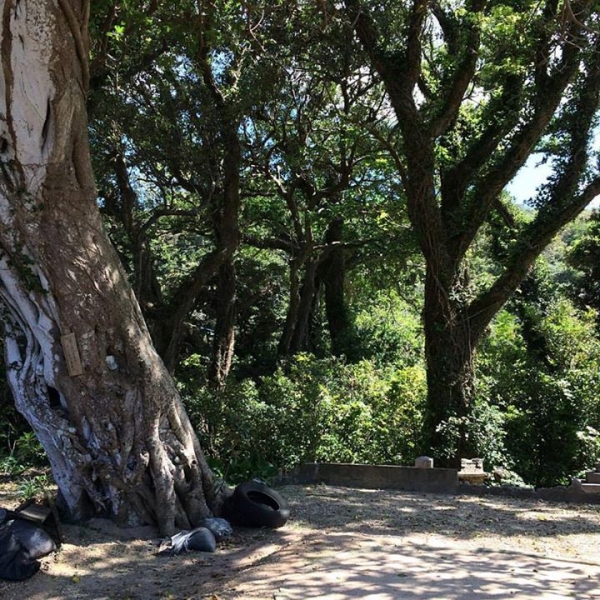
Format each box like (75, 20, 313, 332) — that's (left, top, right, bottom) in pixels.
(0, 508, 57, 581)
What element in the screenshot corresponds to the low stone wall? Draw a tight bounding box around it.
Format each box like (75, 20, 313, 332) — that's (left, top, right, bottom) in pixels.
(278, 462, 600, 504)
(458, 482, 600, 504)
(282, 462, 459, 494)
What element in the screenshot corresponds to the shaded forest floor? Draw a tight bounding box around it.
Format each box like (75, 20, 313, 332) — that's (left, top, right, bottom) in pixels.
(1, 482, 600, 599)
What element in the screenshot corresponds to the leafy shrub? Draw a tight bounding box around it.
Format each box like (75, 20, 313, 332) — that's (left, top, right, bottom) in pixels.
(0, 377, 48, 476)
(179, 354, 427, 482)
(17, 474, 52, 501)
(0, 432, 48, 476)
(478, 300, 600, 487)
(353, 293, 423, 366)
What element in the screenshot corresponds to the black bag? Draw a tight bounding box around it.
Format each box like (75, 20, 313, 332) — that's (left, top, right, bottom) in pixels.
(0, 525, 40, 581)
(0, 508, 57, 581)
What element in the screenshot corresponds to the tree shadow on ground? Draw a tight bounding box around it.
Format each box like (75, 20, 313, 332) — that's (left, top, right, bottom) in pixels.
(1, 484, 600, 600)
(0, 518, 302, 600)
(216, 532, 600, 599)
(287, 484, 600, 540)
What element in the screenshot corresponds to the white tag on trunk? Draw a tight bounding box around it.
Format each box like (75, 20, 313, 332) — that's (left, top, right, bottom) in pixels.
(61, 332, 83, 377)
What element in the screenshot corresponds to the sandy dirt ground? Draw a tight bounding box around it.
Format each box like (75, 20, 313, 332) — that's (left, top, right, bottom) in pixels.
(1, 483, 600, 599)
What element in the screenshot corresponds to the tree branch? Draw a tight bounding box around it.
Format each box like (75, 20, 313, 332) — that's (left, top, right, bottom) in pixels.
(428, 0, 485, 138)
(449, 7, 588, 262)
(468, 177, 600, 343)
(405, 0, 429, 88)
(467, 28, 600, 340)
(58, 0, 90, 94)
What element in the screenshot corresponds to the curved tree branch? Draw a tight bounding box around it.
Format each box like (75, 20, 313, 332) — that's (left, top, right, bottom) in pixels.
(58, 0, 90, 94)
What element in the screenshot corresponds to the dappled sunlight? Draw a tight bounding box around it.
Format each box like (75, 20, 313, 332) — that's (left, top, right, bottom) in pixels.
(52, 539, 154, 577)
(0, 518, 306, 600)
(277, 483, 600, 587)
(284, 485, 600, 548)
(215, 532, 600, 599)
(2, 485, 600, 599)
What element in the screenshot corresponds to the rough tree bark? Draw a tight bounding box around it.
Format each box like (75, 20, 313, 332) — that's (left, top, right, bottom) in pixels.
(345, 0, 600, 464)
(0, 0, 219, 535)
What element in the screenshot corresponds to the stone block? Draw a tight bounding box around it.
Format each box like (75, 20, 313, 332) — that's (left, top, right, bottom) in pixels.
(581, 483, 600, 493)
(586, 472, 600, 484)
(460, 458, 484, 473)
(292, 462, 459, 493)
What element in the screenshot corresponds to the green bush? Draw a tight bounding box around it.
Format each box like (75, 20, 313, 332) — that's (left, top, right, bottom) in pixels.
(477, 300, 600, 486)
(179, 354, 427, 482)
(0, 372, 48, 476)
(17, 474, 52, 501)
(0, 430, 48, 476)
(353, 293, 423, 366)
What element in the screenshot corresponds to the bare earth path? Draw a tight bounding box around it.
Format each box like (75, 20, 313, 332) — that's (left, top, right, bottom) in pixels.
(1, 483, 600, 599)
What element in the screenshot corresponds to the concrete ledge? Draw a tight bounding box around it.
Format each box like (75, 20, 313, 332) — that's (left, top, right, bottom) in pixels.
(277, 463, 600, 505)
(286, 462, 459, 493)
(458, 483, 600, 504)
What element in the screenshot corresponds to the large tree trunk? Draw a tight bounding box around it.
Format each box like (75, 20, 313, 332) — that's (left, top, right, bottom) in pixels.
(346, 0, 600, 467)
(421, 270, 477, 466)
(0, 0, 218, 535)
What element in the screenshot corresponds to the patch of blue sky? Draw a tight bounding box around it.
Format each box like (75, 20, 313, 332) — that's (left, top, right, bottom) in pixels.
(507, 153, 600, 209)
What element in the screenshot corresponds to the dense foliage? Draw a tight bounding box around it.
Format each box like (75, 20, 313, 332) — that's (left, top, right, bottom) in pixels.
(3, 1, 600, 489)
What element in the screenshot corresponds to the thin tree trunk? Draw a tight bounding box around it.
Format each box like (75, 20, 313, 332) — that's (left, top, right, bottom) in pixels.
(278, 259, 301, 356)
(159, 250, 226, 373)
(289, 258, 320, 354)
(205, 118, 241, 383)
(0, 0, 219, 535)
(208, 260, 237, 388)
(323, 257, 352, 357)
(318, 218, 356, 359)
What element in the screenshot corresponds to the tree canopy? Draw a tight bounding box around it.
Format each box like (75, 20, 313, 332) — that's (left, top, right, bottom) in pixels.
(2, 0, 600, 527)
